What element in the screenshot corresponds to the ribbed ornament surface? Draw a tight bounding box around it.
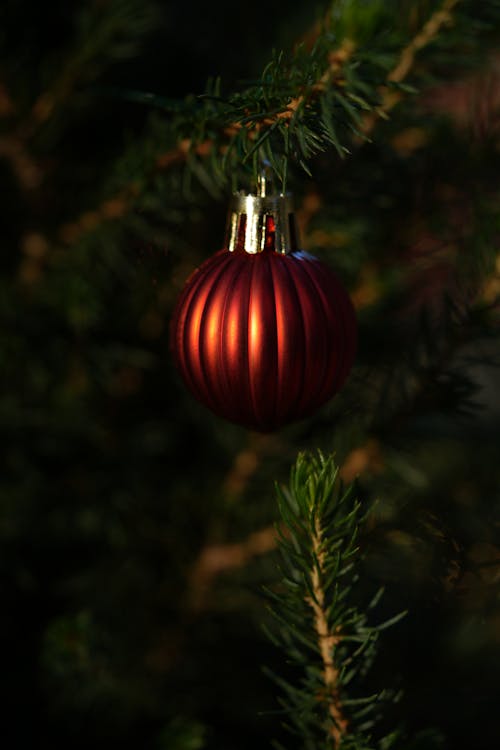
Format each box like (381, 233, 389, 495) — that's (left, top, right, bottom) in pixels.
(170, 248, 357, 431)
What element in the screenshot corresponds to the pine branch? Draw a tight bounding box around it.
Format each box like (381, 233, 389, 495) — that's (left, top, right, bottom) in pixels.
(267, 451, 403, 749)
(0, 1, 158, 209)
(0, 134, 44, 190)
(187, 526, 277, 613)
(20, 0, 158, 136)
(185, 442, 385, 617)
(360, 0, 461, 137)
(57, 138, 200, 245)
(389, 0, 459, 83)
(54, 0, 497, 249)
(254, 38, 357, 128)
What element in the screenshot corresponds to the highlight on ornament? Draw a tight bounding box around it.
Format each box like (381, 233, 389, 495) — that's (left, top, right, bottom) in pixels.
(170, 176, 357, 431)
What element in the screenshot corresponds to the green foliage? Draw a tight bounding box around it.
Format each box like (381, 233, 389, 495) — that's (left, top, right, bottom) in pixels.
(267, 452, 405, 749)
(116, 0, 500, 190)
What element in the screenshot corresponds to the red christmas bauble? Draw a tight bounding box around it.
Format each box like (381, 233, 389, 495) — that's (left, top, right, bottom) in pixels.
(170, 191, 356, 431)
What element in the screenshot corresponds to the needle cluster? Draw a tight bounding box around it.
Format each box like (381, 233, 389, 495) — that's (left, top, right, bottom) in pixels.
(267, 452, 405, 750)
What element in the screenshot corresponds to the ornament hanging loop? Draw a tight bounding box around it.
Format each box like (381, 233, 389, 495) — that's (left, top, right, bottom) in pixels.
(257, 159, 273, 197)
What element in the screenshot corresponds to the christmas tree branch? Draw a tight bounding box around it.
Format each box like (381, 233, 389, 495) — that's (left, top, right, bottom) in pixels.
(185, 441, 384, 615)
(267, 451, 401, 749)
(253, 38, 357, 128)
(389, 0, 459, 84)
(187, 526, 277, 613)
(360, 0, 461, 136)
(16, 0, 158, 138)
(55, 0, 480, 249)
(56, 139, 201, 245)
(0, 134, 44, 190)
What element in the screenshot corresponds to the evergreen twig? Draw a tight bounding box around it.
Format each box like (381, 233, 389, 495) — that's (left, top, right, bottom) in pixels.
(359, 0, 461, 136)
(54, 0, 487, 247)
(20, 0, 158, 136)
(267, 451, 403, 749)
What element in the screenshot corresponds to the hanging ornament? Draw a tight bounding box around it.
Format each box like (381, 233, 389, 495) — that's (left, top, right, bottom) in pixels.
(170, 177, 357, 431)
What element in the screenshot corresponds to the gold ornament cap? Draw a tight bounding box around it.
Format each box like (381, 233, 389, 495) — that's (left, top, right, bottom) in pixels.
(225, 172, 298, 255)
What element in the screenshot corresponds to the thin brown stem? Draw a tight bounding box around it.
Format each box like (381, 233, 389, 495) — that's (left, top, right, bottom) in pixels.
(56, 1, 459, 247)
(306, 516, 348, 747)
(0, 135, 44, 190)
(388, 0, 459, 84)
(184, 440, 383, 614)
(360, 0, 460, 136)
(261, 38, 356, 126)
(55, 137, 214, 246)
(57, 39, 356, 247)
(187, 525, 277, 613)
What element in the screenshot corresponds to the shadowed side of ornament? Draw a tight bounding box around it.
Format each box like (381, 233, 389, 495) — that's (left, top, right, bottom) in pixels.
(170, 189, 357, 431)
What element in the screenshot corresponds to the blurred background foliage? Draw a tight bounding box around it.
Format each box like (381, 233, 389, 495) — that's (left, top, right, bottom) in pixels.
(1, 0, 500, 748)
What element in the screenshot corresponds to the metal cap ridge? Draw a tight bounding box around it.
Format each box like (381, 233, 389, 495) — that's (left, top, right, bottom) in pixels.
(225, 191, 298, 255)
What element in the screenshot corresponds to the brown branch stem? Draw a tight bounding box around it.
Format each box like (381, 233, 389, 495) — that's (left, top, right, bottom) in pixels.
(0, 135, 44, 190)
(306, 516, 348, 746)
(360, 0, 460, 136)
(57, 39, 356, 247)
(55, 0, 460, 249)
(261, 38, 356, 126)
(187, 525, 277, 613)
(186, 440, 383, 614)
(388, 0, 459, 84)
